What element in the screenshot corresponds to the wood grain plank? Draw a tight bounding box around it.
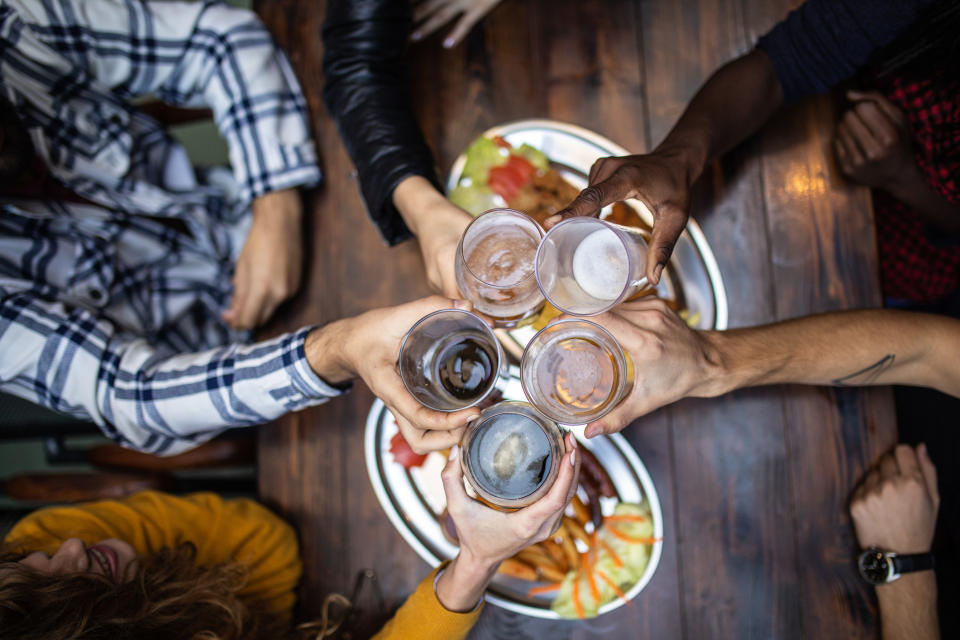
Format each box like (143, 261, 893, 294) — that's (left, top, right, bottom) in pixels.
(640, 0, 803, 637)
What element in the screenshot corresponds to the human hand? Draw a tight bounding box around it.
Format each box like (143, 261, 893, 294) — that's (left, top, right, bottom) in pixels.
(410, 0, 503, 48)
(834, 90, 915, 190)
(544, 152, 691, 285)
(582, 298, 722, 438)
(850, 443, 939, 554)
(393, 175, 471, 298)
(443, 433, 580, 563)
(310, 296, 480, 454)
(223, 189, 303, 330)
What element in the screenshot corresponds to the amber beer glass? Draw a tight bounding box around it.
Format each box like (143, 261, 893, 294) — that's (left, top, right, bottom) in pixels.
(459, 402, 565, 510)
(454, 208, 546, 328)
(520, 319, 633, 425)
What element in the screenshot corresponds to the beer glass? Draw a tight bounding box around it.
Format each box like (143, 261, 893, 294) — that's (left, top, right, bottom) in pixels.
(520, 319, 633, 425)
(454, 208, 546, 328)
(535, 217, 649, 316)
(459, 401, 565, 510)
(399, 309, 506, 411)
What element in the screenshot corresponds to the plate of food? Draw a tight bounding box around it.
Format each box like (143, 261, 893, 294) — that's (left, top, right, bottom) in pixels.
(364, 368, 663, 619)
(446, 119, 728, 352)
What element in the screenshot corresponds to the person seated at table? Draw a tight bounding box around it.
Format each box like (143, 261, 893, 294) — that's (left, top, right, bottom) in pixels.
(549, 0, 959, 306)
(0, 0, 471, 455)
(849, 444, 941, 639)
(322, 0, 486, 299)
(0, 434, 581, 639)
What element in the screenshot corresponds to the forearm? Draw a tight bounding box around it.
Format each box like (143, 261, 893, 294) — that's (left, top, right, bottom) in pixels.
(435, 552, 498, 612)
(876, 574, 939, 640)
(886, 163, 960, 233)
(322, 0, 441, 244)
(703, 310, 960, 397)
(653, 49, 783, 186)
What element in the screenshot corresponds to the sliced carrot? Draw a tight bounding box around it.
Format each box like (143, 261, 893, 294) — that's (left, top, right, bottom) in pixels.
(572, 576, 585, 619)
(527, 582, 562, 596)
(604, 515, 647, 524)
(582, 552, 601, 603)
(598, 537, 624, 568)
(595, 569, 630, 605)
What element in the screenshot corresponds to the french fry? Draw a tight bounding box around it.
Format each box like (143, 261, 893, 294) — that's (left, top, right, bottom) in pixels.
(497, 558, 538, 581)
(540, 539, 569, 571)
(571, 494, 591, 527)
(536, 562, 569, 583)
(516, 546, 560, 570)
(565, 516, 591, 548)
(557, 522, 580, 571)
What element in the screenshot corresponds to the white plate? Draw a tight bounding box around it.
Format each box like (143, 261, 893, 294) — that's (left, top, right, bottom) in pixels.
(364, 368, 664, 619)
(446, 119, 728, 343)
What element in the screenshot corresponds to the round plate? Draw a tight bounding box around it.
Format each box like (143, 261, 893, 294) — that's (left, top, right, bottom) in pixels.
(364, 368, 663, 619)
(446, 119, 728, 351)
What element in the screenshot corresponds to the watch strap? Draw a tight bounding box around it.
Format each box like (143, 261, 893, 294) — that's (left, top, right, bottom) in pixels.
(892, 552, 935, 576)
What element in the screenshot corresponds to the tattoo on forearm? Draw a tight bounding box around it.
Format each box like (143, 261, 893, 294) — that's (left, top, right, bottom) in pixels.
(832, 354, 895, 386)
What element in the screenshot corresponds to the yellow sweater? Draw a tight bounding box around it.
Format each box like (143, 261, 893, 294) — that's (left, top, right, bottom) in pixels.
(3, 491, 480, 638)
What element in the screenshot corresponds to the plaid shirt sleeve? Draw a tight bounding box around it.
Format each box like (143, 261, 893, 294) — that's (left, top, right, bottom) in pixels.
(8, 0, 320, 201)
(0, 288, 342, 456)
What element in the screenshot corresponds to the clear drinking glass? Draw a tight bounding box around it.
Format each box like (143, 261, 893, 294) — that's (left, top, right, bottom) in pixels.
(535, 217, 650, 316)
(520, 319, 634, 425)
(454, 208, 546, 328)
(398, 309, 506, 411)
(459, 401, 565, 510)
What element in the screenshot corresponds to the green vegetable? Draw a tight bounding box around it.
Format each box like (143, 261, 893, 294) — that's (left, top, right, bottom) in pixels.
(516, 143, 550, 171)
(448, 183, 501, 216)
(460, 136, 509, 186)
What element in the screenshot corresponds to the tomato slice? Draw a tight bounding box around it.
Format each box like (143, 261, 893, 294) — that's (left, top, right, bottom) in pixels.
(389, 431, 428, 469)
(505, 154, 537, 181)
(488, 165, 524, 200)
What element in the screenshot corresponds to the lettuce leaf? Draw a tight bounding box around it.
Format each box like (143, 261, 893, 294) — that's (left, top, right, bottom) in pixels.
(460, 136, 510, 186)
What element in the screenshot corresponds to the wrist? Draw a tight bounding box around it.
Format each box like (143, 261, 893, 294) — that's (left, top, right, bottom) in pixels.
(304, 320, 354, 385)
(392, 176, 449, 236)
(436, 550, 498, 613)
(693, 330, 740, 397)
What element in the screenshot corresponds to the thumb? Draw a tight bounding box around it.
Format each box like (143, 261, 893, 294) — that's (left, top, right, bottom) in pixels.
(441, 444, 471, 508)
(917, 443, 940, 507)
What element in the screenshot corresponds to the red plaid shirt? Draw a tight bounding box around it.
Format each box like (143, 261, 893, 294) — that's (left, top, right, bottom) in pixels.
(874, 71, 960, 303)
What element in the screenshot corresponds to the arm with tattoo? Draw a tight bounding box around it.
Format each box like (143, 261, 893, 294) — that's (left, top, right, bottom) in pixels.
(584, 304, 960, 437)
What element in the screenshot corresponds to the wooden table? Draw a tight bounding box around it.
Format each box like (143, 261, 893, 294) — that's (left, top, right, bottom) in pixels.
(255, 1, 897, 637)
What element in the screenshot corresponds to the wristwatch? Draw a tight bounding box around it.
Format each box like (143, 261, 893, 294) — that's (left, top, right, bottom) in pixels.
(857, 547, 935, 585)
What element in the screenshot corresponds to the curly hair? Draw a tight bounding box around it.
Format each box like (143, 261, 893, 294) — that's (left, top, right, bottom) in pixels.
(0, 542, 288, 640)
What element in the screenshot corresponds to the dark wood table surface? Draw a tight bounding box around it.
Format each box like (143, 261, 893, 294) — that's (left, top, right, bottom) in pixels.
(255, 1, 897, 638)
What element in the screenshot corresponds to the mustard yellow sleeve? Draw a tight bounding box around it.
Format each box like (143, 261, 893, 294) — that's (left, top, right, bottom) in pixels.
(3, 491, 301, 621)
(372, 564, 483, 640)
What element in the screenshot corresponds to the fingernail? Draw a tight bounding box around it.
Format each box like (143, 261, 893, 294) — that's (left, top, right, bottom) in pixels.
(411, 31, 422, 41)
(919, 442, 928, 457)
(570, 449, 576, 466)
(545, 215, 560, 226)
(653, 263, 664, 283)
(568, 433, 578, 448)
(449, 444, 459, 460)
(584, 425, 599, 438)
(443, 37, 455, 48)
(453, 299, 470, 310)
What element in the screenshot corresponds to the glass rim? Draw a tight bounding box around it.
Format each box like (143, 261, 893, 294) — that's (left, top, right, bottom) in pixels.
(459, 400, 563, 507)
(458, 208, 545, 289)
(397, 307, 504, 412)
(534, 216, 643, 316)
(519, 318, 629, 424)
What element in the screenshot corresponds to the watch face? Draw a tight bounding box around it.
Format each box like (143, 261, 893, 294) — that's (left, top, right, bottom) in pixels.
(858, 549, 890, 585)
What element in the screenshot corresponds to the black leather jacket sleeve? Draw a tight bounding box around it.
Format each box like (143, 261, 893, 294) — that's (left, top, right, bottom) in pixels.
(322, 0, 442, 245)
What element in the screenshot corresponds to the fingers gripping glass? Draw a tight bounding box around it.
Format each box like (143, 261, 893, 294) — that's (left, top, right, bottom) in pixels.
(399, 309, 507, 411)
(536, 217, 650, 316)
(454, 208, 546, 328)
